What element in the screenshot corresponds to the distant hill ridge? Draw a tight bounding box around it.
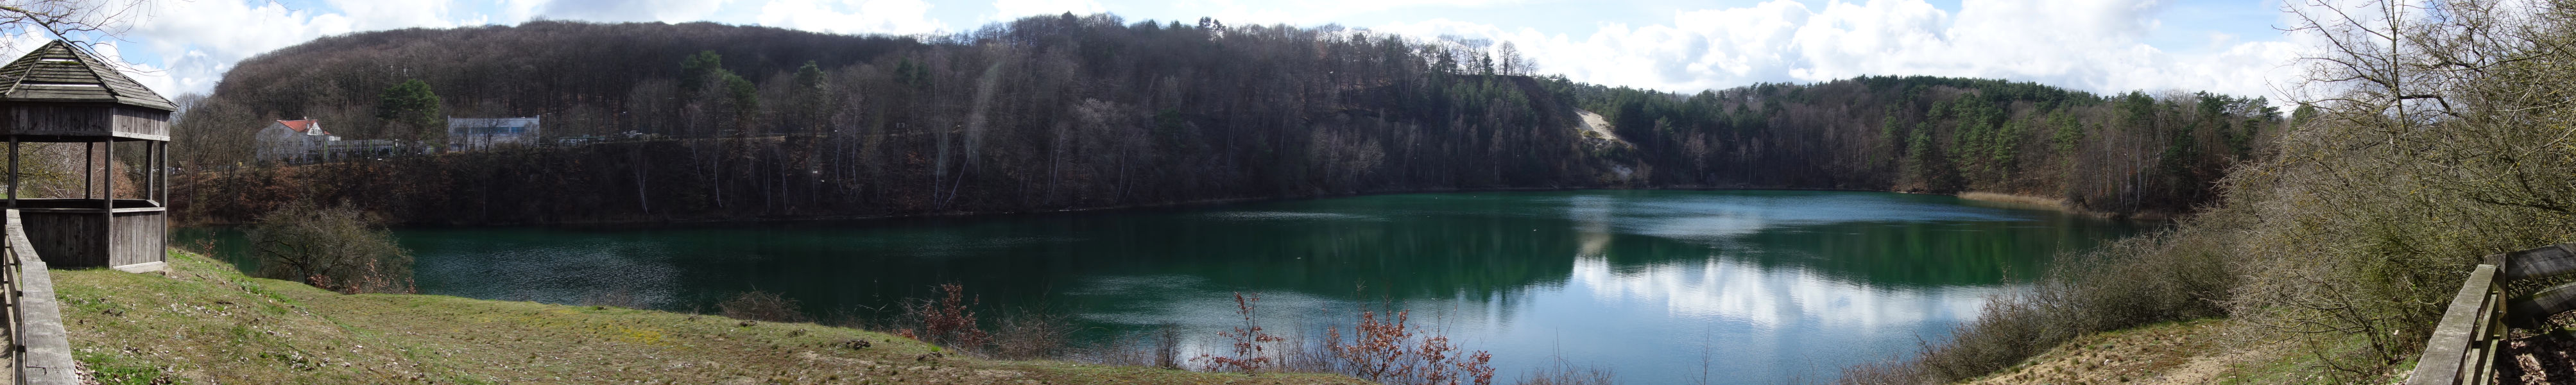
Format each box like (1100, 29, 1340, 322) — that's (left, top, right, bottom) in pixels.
(170, 16, 2282, 225)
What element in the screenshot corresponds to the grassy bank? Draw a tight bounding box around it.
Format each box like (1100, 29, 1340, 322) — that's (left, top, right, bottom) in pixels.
(56, 250, 1368, 384)
(1959, 319, 2322, 384)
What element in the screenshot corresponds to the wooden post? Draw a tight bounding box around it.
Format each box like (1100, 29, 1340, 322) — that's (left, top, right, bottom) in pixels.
(150, 142, 158, 202)
(79, 143, 89, 199)
(6, 138, 14, 209)
(102, 141, 111, 205)
(144, 142, 155, 204)
(157, 141, 165, 262)
(100, 140, 111, 265)
(155, 142, 164, 203)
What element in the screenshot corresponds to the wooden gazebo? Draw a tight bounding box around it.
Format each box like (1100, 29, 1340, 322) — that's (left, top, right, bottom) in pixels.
(0, 40, 173, 272)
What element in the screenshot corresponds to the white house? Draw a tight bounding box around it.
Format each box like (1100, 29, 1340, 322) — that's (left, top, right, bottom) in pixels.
(447, 117, 540, 151)
(253, 119, 336, 163)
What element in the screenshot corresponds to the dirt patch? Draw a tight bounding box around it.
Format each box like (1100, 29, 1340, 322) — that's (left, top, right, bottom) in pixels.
(1574, 110, 1631, 147)
(1966, 319, 2294, 385)
(2499, 314, 2576, 385)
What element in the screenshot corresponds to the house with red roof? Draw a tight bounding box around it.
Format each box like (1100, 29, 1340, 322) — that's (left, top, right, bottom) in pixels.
(255, 119, 338, 163)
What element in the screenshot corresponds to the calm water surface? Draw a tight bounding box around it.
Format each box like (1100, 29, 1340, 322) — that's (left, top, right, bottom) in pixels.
(184, 190, 2148, 384)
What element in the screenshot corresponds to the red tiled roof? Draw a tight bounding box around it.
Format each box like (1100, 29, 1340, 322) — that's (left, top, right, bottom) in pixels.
(278, 119, 324, 135)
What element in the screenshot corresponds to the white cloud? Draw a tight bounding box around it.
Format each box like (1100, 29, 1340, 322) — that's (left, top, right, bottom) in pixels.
(538, 0, 732, 23)
(110, 1, 355, 98)
(60, 0, 2313, 105)
(492, 0, 550, 25)
(325, 0, 461, 30)
(1153, 0, 1527, 28)
(989, 0, 1106, 21)
(1378, 0, 2305, 101)
(98, 0, 598, 99)
(755, 0, 947, 35)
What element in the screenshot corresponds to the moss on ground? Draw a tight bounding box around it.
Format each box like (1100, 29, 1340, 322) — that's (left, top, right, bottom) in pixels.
(55, 250, 1368, 384)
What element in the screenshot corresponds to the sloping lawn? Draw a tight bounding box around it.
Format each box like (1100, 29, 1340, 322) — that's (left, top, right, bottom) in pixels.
(55, 250, 1366, 384)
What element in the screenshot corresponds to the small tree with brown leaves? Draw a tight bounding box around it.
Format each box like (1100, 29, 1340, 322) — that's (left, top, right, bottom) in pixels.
(1325, 309, 1497, 385)
(899, 283, 990, 350)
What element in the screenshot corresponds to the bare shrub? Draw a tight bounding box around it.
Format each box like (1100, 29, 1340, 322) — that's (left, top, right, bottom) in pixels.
(246, 200, 414, 294)
(1832, 357, 1926, 385)
(1197, 292, 1285, 373)
(1324, 309, 1498, 385)
(898, 283, 990, 350)
(2208, 0, 2576, 377)
(991, 309, 1072, 359)
(1861, 228, 2239, 382)
(1155, 323, 1181, 369)
(717, 290, 806, 323)
(1915, 294, 2054, 380)
(1064, 323, 1182, 369)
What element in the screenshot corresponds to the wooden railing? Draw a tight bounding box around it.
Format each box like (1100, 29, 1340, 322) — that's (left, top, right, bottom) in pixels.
(2410, 243, 2576, 385)
(1, 210, 76, 384)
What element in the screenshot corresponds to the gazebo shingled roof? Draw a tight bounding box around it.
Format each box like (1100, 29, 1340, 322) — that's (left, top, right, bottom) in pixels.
(0, 40, 174, 111)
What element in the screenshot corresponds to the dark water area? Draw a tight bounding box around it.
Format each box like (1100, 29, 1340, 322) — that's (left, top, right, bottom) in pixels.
(178, 189, 2150, 384)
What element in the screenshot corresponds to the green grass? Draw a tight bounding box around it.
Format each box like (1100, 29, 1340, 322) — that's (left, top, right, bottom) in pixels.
(55, 249, 1370, 384)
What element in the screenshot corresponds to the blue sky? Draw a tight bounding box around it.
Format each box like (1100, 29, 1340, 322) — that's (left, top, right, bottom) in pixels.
(30, 0, 2312, 103)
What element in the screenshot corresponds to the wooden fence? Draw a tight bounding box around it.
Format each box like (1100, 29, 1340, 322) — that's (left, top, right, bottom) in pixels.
(2, 210, 78, 384)
(2410, 243, 2576, 385)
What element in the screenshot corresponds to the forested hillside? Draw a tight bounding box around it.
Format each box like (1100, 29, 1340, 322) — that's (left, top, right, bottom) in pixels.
(1842, 1, 2576, 383)
(168, 15, 2284, 225)
(1570, 76, 2283, 214)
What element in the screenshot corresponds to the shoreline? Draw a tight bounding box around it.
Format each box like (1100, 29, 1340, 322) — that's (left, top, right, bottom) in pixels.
(180, 186, 2176, 228)
(1955, 191, 2174, 221)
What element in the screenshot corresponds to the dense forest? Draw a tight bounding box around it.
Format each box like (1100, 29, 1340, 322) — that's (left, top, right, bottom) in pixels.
(165, 15, 2285, 225)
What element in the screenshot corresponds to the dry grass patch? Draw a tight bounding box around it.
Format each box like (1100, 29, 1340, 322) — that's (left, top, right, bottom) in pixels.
(1956, 192, 2067, 209)
(1962, 319, 2312, 385)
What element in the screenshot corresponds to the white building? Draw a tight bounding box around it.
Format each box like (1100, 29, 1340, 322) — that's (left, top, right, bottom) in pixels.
(253, 119, 336, 163)
(447, 117, 541, 151)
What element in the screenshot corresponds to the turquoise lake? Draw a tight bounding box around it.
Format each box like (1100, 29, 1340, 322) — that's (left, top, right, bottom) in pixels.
(182, 189, 2149, 384)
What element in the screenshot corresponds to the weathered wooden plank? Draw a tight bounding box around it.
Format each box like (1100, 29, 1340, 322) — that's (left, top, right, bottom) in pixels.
(2508, 281, 2576, 328)
(107, 211, 160, 267)
(13, 89, 105, 98)
(110, 107, 169, 136)
(2410, 264, 2498, 385)
(2475, 274, 2500, 385)
(17, 210, 105, 268)
(2484, 243, 2576, 280)
(0, 105, 114, 137)
(24, 71, 89, 79)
